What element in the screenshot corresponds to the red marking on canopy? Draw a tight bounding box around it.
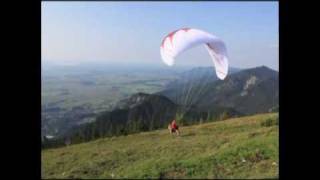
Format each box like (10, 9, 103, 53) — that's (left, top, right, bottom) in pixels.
(161, 28, 191, 48)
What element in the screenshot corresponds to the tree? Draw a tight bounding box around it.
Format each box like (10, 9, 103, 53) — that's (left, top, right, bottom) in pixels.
(219, 111, 229, 121)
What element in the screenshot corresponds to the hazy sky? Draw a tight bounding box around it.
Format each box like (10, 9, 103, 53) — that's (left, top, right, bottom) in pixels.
(42, 2, 278, 70)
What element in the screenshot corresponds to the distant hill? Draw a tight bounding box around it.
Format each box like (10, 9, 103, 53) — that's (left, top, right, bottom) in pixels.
(41, 65, 182, 138)
(161, 67, 241, 97)
(111, 92, 178, 130)
(159, 66, 278, 115)
(58, 93, 178, 145)
(42, 66, 278, 147)
(195, 66, 278, 115)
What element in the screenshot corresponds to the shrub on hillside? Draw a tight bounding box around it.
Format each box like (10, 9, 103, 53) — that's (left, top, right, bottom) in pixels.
(218, 111, 229, 121)
(261, 116, 278, 127)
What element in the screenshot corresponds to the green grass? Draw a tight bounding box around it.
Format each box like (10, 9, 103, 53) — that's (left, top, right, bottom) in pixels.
(42, 113, 278, 179)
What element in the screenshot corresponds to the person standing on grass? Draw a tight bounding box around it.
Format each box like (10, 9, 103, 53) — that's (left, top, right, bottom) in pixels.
(170, 119, 180, 136)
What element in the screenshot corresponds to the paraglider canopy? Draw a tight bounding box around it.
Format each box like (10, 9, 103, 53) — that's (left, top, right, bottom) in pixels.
(160, 28, 229, 80)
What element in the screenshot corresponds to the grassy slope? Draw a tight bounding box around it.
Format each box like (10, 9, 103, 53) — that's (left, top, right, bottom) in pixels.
(42, 113, 278, 179)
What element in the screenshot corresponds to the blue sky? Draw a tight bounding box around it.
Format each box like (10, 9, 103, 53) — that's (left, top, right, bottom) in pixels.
(42, 1, 278, 70)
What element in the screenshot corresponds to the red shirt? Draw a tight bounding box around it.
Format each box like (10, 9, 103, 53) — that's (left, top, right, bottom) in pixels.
(171, 120, 177, 129)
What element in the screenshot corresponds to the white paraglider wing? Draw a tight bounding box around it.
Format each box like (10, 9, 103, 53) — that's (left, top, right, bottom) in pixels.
(160, 28, 229, 80)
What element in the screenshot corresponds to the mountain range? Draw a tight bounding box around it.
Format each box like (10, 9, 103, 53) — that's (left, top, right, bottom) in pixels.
(159, 66, 278, 115)
(42, 66, 278, 147)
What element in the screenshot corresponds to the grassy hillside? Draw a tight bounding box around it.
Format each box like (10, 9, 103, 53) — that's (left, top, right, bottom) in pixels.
(42, 113, 278, 179)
